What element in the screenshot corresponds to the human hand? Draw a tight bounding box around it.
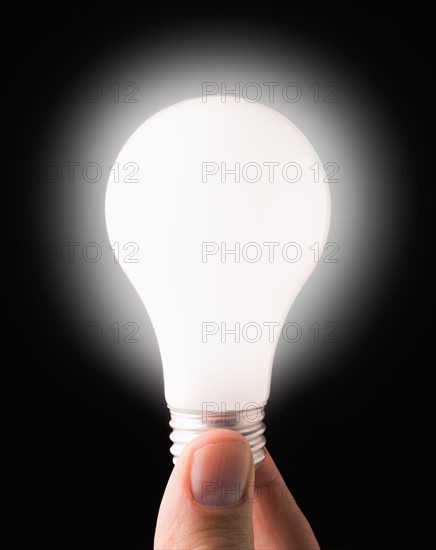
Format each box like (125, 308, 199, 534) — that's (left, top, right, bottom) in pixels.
(155, 429, 320, 549)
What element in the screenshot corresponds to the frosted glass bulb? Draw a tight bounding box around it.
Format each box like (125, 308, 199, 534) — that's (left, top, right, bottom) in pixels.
(105, 97, 331, 467)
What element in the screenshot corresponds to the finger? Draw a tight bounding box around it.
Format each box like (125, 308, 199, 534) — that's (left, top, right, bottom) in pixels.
(252, 450, 320, 550)
(154, 429, 255, 550)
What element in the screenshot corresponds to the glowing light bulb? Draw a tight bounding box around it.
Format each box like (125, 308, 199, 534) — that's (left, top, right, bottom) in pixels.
(105, 97, 330, 467)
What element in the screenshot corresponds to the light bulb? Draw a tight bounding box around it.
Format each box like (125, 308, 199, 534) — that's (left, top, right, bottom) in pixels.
(105, 97, 330, 467)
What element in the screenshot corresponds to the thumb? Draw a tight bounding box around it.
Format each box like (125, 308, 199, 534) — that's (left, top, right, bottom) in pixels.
(154, 429, 255, 550)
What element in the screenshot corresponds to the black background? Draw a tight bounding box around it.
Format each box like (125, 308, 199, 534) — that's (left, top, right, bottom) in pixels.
(12, 3, 431, 549)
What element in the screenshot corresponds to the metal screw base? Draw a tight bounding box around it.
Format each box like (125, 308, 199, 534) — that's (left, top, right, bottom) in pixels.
(169, 406, 266, 469)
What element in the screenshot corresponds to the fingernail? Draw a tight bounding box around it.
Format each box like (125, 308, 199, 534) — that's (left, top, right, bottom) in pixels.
(190, 441, 251, 506)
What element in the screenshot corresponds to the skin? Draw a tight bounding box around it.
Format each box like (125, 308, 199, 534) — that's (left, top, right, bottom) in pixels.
(154, 429, 320, 550)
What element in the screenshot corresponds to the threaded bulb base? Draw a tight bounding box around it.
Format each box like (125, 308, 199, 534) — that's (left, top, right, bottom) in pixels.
(169, 406, 266, 469)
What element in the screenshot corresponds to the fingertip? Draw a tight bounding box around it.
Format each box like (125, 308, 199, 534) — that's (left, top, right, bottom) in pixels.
(186, 428, 252, 454)
(172, 428, 252, 479)
(155, 429, 256, 549)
